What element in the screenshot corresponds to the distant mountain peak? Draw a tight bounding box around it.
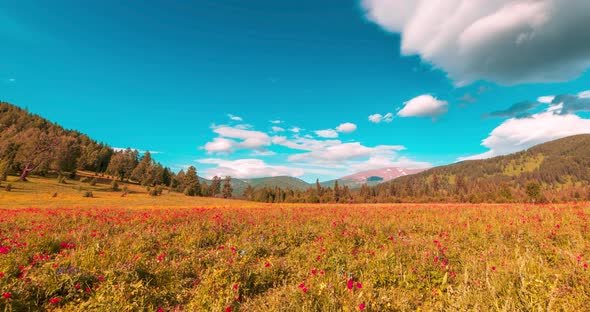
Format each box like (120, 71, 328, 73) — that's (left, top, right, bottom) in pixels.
(339, 167, 426, 184)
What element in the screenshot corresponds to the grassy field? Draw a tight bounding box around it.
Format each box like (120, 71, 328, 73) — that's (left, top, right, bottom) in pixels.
(1, 176, 589, 311)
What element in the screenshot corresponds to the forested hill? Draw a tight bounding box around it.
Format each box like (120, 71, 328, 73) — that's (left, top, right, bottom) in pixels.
(0, 102, 172, 186)
(370, 134, 590, 203)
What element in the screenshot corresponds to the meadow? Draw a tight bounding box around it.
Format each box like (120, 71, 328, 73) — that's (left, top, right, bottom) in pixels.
(1, 177, 589, 311)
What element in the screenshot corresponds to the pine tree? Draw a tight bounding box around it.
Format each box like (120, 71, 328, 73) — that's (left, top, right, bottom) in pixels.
(210, 176, 221, 197)
(222, 176, 233, 198)
(334, 180, 340, 203)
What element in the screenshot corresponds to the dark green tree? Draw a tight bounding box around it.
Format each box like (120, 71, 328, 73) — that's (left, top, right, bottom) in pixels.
(222, 176, 233, 198)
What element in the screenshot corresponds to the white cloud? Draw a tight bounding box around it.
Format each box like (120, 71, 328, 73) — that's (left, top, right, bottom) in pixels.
(288, 142, 405, 164)
(289, 127, 301, 133)
(271, 126, 285, 132)
(227, 114, 243, 121)
(579, 90, 590, 99)
(270, 120, 282, 124)
(203, 138, 236, 154)
(398, 94, 448, 118)
(336, 122, 357, 133)
(197, 158, 304, 179)
(459, 111, 590, 161)
(369, 112, 394, 123)
(315, 129, 339, 138)
(368, 114, 383, 123)
(362, 0, 590, 85)
(537, 95, 555, 104)
(349, 156, 432, 172)
(203, 125, 272, 154)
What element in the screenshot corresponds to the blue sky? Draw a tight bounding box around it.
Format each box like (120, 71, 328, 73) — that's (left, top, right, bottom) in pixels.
(2, 0, 590, 182)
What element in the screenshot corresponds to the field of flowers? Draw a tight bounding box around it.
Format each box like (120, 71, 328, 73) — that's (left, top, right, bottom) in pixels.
(0, 203, 589, 311)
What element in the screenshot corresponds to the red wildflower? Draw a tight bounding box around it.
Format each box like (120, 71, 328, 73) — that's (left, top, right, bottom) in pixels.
(359, 303, 366, 310)
(86, 288, 91, 293)
(356, 282, 362, 289)
(347, 279, 354, 290)
(226, 307, 232, 312)
(491, 266, 496, 271)
(299, 283, 305, 289)
(0, 272, 4, 277)
(49, 297, 61, 304)
(98, 275, 104, 281)
(233, 284, 238, 290)
(302, 287, 308, 293)
(2, 293, 10, 299)
(311, 269, 317, 275)
(75, 284, 81, 289)
(265, 262, 270, 267)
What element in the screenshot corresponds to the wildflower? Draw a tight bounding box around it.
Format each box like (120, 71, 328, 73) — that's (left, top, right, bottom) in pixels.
(311, 269, 317, 275)
(491, 266, 496, 271)
(347, 279, 354, 290)
(265, 262, 270, 267)
(0, 272, 4, 277)
(2, 293, 10, 299)
(233, 284, 238, 290)
(226, 307, 232, 312)
(302, 287, 308, 293)
(86, 288, 91, 293)
(356, 282, 362, 289)
(157, 309, 163, 312)
(359, 303, 366, 310)
(299, 283, 305, 289)
(49, 297, 61, 304)
(75, 284, 81, 289)
(98, 275, 105, 281)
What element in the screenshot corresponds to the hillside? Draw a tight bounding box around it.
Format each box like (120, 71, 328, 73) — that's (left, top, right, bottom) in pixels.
(372, 134, 590, 203)
(242, 176, 310, 191)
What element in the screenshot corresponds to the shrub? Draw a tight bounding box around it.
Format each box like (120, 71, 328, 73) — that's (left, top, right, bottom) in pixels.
(149, 185, 164, 197)
(110, 180, 119, 191)
(5, 184, 12, 192)
(83, 191, 93, 198)
(122, 185, 129, 193)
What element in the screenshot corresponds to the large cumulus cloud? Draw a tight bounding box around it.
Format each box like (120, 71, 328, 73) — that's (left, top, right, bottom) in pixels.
(361, 0, 590, 85)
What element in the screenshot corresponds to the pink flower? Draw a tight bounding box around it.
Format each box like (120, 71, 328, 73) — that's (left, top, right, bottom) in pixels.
(265, 262, 270, 267)
(359, 303, 366, 310)
(311, 269, 317, 275)
(2, 293, 11, 299)
(86, 288, 91, 293)
(491, 266, 496, 271)
(226, 307, 232, 312)
(302, 287, 308, 293)
(356, 282, 362, 289)
(347, 279, 354, 290)
(98, 275, 104, 281)
(233, 284, 238, 290)
(75, 284, 81, 289)
(49, 297, 61, 304)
